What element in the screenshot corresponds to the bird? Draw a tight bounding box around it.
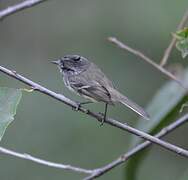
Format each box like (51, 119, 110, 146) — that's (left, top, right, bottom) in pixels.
(51, 55, 149, 125)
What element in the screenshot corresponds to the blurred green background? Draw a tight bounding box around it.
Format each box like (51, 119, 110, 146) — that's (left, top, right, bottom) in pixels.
(0, 0, 188, 179)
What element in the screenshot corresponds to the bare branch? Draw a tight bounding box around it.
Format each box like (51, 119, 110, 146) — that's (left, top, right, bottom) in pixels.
(0, 65, 188, 158)
(85, 113, 188, 180)
(108, 37, 188, 90)
(0, 0, 49, 20)
(160, 9, 188, 66)
(0, 146, 92, 174)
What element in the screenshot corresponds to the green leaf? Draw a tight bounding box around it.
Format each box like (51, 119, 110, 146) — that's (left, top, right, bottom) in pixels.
(176, 38, 188, 58)
(174, 27, 188, 58)
(125, 68, 188, 180)
(0, 87, 22, 141)
(174, 27, 188, 39)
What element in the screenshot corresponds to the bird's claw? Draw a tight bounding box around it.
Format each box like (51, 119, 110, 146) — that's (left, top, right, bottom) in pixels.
(98, 112, 105, 126)
(73, 102, 81, 111)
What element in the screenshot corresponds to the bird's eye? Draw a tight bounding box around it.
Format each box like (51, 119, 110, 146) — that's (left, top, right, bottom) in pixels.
(73, 56, 81, 61)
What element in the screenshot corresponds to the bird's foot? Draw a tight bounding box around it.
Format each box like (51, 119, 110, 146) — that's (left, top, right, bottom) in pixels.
(73, 102, 82, 111)
(73, 101, 93, 111)
(98, 112, 105, 126)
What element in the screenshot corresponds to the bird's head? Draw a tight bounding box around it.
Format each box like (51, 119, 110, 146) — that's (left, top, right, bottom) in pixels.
(51, 55, 90, 74)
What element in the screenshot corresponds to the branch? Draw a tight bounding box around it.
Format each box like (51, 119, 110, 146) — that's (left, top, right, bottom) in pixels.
(0, 146, 92, 174)
(108, 37, 188, 90)
(0, 65, 188, 158)
(160, 9, 188, 66)
(0, 0, 49, 20)
(85, 113, 188, 180)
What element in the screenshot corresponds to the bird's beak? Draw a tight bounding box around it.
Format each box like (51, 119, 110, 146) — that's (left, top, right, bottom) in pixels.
(51, 60, 60, 65)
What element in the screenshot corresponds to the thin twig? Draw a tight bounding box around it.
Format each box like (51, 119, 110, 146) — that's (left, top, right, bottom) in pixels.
(160, 9, 188, 66)
(0, 146, 92, 174)
(0, 65, 188, 158)
(85, 113, 188, 180)
(0, 0, 49, 20)
(108, 37, 188, 90)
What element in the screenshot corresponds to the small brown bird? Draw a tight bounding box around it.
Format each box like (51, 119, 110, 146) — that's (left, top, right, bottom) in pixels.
(52, 55, 149, 124)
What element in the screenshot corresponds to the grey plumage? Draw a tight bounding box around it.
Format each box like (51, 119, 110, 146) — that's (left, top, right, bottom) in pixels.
(52, 55, 150, 121)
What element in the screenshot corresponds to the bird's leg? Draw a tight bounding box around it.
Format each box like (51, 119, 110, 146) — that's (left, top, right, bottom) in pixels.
(100, 103, 108, 126)
(74, 101, 93, 111)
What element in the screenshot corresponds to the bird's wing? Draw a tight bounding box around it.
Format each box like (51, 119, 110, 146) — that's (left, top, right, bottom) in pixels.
(69, 76, 112, 103)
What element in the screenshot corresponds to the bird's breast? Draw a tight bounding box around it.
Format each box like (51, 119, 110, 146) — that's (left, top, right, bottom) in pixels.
(63, 75, 75, 93)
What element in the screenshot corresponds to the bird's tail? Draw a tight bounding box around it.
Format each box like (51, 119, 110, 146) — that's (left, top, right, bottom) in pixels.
(109, 88, 150, 120)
